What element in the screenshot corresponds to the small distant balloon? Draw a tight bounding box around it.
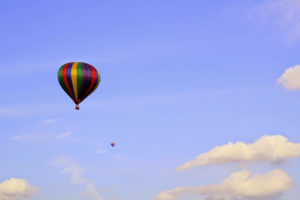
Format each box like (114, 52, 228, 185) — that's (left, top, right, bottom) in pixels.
(111, 142, 115, 147)
(58, 62, 100, 110)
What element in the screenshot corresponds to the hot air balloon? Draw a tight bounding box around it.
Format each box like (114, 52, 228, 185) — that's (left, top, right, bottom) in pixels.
(58, 62, 100, 110)
(111, 142, 115, 147)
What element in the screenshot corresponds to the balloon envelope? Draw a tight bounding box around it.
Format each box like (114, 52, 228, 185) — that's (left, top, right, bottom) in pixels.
(111, 142, 115, 147)
(58, 62, 100, 109)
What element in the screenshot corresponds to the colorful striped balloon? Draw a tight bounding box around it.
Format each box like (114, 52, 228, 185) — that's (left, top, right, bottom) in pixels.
(58, 62, 100, 110)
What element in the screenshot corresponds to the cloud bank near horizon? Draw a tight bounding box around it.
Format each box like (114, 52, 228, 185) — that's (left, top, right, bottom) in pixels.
(157, 169, 293, 200)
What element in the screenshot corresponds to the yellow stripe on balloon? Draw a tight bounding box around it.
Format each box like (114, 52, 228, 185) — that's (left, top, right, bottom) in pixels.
(96, 70, 100, 87)
(71, 62, 78, 100)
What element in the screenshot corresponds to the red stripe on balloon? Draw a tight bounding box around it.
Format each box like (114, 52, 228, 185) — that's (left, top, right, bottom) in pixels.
(62, 63, 75, 100)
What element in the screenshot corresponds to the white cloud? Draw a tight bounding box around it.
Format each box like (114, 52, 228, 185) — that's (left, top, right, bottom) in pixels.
(256, 0, 300, 42)
(0, 178, 39, 200)
(157, 169, 293, 200)
(57, 131, 72, 140)
(277, 65, 300, 90)
(178, 135, 300, 171)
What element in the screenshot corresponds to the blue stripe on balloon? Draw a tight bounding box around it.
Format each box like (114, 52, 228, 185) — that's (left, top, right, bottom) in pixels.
(66, 62, 75, 99)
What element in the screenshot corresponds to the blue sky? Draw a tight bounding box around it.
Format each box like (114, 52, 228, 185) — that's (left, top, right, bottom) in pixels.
(1, 0, 300, 199)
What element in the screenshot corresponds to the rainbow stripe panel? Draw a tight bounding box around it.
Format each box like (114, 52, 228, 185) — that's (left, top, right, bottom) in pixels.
(58, 62, 100, 104)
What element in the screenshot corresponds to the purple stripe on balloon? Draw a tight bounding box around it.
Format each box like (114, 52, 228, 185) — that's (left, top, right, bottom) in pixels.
(84, 64, 99, 99)
(79, 63, 92, 100)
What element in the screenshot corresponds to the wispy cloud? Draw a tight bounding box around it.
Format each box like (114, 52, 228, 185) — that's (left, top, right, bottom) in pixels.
(0, 103, 67, 117)
(255, 0, 300, 42)
(62, 165, 90, 185)
(277, 65, 300, 90)
(82, 184, 104, 200)
(99, 187, 115, 193)
(0, 59, 68, 79)
(10, 131, 73, 142)
(0, 106, 25, 117)
(96, 143, 108, 154)
(51, 156, 73, 167)
(178, 135, 300, 171)
(157, 169, 293, 200)
(10, 133, 50, 142)
(57, 131, 72, 140)
(41, 118, 60, 126)
(0, 178, 39, 200)
(113, 153, 129, 162)
(54, 157, 105, 200)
